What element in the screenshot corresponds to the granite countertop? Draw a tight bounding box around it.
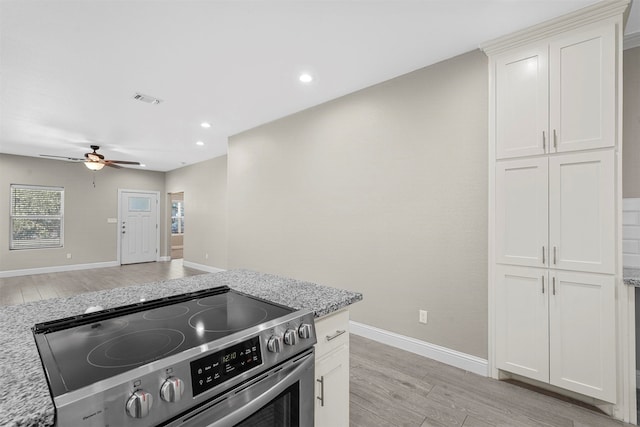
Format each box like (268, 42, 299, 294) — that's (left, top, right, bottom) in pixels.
(624, 267, 640, 286)
(0, 269, 362, 427)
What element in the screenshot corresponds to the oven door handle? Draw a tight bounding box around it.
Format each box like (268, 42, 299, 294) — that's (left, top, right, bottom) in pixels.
(176, 351, 315, 427)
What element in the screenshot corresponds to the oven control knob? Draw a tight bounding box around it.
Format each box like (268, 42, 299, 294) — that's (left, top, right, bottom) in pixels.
(160, 377, 185, 403)
(298, 323, 312, 339)
(284, 329, 298, 346)
(126, 390, 153, 418)
(267, 335, 283, 353)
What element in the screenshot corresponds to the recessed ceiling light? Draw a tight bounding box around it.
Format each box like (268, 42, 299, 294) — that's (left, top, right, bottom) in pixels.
(133, 93, 162, 105)
(299, 73, 313, 83)
(196, 141, 204, 146)
(200, 122, 211, 128)
(139, 164, 146, 167)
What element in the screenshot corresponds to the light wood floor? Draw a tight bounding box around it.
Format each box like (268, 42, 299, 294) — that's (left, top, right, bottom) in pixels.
(350, 334, 633, 427)
(0, 261, 635, 426)
(0, 260, 204, 306)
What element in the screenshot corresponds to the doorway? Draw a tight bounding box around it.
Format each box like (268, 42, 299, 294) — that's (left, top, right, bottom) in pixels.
(170, 192, 184, 259)
(119, 190, 159, 265)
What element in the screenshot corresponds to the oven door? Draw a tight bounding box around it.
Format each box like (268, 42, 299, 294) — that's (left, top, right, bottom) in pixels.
(167, 348, 314, 427)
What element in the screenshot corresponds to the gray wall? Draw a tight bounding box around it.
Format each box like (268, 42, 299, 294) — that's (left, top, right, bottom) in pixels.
(624, 46, 640, 198)
(228, 50, 489, 358)
(0, 154, 166, 271)
(622, 46, 640, 371)
(165, 156, 228, 270)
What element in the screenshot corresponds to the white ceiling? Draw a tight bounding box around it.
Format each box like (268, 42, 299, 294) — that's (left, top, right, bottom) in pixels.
(1, 0, 638, 172)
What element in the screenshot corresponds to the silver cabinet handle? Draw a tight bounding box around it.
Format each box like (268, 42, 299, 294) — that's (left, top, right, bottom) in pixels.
(316, 376, 325, 407)
(553, 129, 557, 149)
(553, 246, 557, 265)
(552, 277, 556, 295)
(542, 246, 545, 264)
(326, 330, 346, 342)
(542, 131, 546, 150)
(542, 276, 545, 294)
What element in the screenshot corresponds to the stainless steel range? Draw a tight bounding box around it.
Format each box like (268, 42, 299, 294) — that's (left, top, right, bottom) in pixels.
(32, 286, 316, 426)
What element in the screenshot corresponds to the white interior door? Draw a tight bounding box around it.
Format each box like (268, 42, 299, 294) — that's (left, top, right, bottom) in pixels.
(120, 190, 159, 265)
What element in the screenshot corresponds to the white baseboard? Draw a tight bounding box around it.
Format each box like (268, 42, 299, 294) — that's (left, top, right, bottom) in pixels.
(0, 261, 119, 278)
(159, 256, 171, 262)
(182, 261, 226, 273)
(349, 320, 489, 377)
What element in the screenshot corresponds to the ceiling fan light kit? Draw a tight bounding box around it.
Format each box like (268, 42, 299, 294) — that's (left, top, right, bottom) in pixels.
(40, 145, 141, 171)
(84, 161, 105, 171)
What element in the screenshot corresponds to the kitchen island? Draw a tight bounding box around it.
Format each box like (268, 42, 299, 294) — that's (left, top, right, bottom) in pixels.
(0, 269, 362, 427)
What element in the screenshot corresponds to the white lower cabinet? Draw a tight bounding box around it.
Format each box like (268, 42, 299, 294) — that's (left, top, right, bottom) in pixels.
(315, 345, 349, 427)
(495, 265, 549, 382)
(549, 270, 616, 402)
(314, 309, 350, 427)
(495, 265, 616, 402)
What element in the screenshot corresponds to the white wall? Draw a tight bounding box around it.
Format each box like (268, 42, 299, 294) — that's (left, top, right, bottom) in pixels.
(165, 156, 228, 270)
(228, 50, 489, 358)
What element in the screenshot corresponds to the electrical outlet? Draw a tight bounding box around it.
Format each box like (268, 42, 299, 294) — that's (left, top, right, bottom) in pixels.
(419, 310, 428, 324)
(66, 253, 72, 259)
(205, 253, 209, 259)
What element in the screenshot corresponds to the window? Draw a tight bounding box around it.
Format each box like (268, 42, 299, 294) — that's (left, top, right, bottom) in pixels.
(10, 185, 64, 250)
(171, 200, 184, 234)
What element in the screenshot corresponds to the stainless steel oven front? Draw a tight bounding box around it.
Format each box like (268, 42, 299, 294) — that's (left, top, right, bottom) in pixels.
(33, 287, 317, 427)
(169, 348, 314, 427)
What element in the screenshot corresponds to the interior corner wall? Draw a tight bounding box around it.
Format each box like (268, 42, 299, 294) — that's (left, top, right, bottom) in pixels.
(227, 49, 489, 358)
(0, 154, 166, 272)
(624, 46, 640, 198)
(165, 156, 228, 270)
(622, 46, 640, 374)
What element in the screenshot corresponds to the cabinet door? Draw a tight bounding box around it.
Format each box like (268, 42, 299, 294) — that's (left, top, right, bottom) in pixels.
(549, 151, 615, 273)
(549, 25, 615, 153)
(548, 271, 615, 402)
(495, 46, 549, 159)
(495, 158, 548, 267)
(315, 345, 350, 427)
(495, 265, 549, 382)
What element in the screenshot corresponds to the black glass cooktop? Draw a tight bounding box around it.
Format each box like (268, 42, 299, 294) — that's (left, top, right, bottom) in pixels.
(33, 287, 293, 396)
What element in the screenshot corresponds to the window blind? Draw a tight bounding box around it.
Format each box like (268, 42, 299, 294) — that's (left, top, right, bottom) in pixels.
(10, 185, 64, 250)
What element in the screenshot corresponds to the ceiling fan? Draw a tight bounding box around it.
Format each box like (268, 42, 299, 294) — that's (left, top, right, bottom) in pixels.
(40, 145, 141, 171)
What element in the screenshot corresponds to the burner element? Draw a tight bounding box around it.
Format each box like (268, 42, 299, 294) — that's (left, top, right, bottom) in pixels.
(87, 329, 186, 368)
(143, 305, 190, 321)
(188, 306, 268, 333)
(196, 294, 235, 307)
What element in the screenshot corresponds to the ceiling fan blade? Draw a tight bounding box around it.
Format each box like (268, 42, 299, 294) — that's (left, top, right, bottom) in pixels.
(108, 160, 141, 165)
(40, 154, 84, 161)
(104, 162, 122, 169)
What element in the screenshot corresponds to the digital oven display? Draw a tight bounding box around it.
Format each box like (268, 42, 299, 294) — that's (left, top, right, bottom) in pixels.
(190, 336, 262, 396)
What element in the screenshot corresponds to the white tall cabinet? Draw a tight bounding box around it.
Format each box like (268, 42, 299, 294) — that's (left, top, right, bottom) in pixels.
(482, 0, 631, 420)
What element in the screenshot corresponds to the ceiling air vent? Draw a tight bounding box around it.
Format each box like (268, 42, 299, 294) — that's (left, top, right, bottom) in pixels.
(133, 93, 163, 105)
